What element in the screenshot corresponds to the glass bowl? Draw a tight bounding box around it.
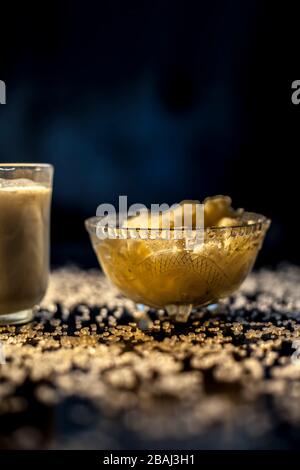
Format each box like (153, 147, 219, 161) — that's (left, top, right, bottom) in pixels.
(85, 212, 270, 321)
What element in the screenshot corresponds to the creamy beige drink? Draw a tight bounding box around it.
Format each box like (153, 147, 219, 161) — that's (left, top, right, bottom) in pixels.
(0, 177, 52, 322)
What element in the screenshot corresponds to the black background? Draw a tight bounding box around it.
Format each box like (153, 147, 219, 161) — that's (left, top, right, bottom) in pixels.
(0, 0, 299, 267)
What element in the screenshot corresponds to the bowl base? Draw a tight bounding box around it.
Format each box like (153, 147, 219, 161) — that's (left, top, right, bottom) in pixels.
(165, 304, 193, 322)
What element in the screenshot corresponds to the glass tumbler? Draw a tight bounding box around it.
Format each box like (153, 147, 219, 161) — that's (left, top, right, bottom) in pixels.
(0, 163, 53, 325)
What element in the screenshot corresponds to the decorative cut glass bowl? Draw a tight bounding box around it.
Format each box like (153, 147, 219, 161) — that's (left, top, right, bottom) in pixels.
(85, 213, 270, 321)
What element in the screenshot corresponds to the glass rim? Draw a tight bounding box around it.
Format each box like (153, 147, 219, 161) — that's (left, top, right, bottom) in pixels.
(0, 163, 53, 170)
(85, 212, 271, 233)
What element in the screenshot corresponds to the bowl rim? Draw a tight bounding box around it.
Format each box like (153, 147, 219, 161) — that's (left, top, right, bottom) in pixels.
(85, 211, 271, 234)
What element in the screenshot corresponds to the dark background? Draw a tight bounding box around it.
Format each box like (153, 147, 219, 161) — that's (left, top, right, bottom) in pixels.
(0, 0, 298, 267)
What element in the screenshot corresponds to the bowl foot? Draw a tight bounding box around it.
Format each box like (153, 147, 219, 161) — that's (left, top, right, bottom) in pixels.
(165, 304, 193, 322)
